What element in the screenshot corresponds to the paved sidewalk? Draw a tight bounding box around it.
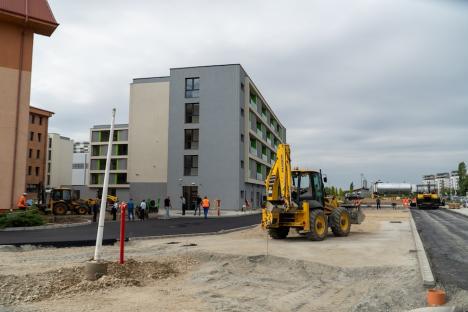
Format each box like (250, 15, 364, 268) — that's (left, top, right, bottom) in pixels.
(444, 207, 468, 218)
(167, 208, 261, 218)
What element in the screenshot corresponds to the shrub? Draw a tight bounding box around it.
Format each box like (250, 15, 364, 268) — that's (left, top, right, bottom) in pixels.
(0, 209, 45, 229)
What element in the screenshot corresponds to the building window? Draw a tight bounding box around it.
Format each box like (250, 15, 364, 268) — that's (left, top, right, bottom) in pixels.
(185, 103, 199, 123)
(31, 115, 35, 124)
(185, 77, 200, 98)
(48, 137, 52, 148)
(29, 149, 32, 158)
(240, 190, 244, 199)
(35, 167, 40, 176)
(47, 164, 51, 173)
(241, 134, 244, 142)
(38, 133, 42, 142)
(39, 117, 43, 125)
(47, 175, 50, 185)
(36, 150, 40, 159)
(241, 82, 244, 91)
(28, 166, 32, 175)
(112, 144, 128, 156)
(48, 150, 52, 160)
(184, 155, 198, 176)
(241, 108, 244, 117)
(30, 132, 34, 141)
(241, 160, 244, 169)
(184, 129, 199, 150)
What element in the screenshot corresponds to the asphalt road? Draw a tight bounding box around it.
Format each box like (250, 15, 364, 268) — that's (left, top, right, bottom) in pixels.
(411, 208, 468, 290)
(0, 214, 260, 247)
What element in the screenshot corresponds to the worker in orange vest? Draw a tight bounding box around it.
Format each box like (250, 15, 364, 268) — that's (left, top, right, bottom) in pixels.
(17, 193, 27, 210)
(202, 196, 210, 219)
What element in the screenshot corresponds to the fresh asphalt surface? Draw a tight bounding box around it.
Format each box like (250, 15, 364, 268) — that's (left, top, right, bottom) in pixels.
(0, 214, 260, 247)
(411, 208, 468, 290)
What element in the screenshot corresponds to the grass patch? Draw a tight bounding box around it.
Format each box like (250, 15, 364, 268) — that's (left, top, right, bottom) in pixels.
(0, 209, 45, 229)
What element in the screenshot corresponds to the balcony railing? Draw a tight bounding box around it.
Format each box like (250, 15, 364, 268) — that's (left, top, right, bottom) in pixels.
(256, 173, 263, 181)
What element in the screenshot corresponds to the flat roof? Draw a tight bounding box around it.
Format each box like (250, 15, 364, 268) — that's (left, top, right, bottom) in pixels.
(132, 76, 170, 84)
(30, 106, 54, 117)
(92, 124, 128, 129)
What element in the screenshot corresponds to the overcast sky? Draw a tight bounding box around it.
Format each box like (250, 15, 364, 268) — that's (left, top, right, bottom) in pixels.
(30, 0, 468, 189)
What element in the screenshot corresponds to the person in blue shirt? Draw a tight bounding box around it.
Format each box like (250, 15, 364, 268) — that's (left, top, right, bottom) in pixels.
(127, 199, 135, 221)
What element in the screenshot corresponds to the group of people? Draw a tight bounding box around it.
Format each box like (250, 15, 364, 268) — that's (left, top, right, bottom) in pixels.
(180, 195, 211, 219)
(103, 195, 212, 221)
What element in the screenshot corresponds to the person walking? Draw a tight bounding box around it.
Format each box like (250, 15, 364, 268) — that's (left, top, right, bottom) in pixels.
(139, 199, 147, 220)
(92, 199, 99, 222)
(202, 196, 210, 219)
(180, 195, 186, 216)
(127, 198, 135, 221)
(164, 196, 171, 218)
(195, 196, 202, 216)
(376, 197, 381, 210)
(392, 202, 397, 210)
(17, 193, 27, 210)
(111, 201, 118, 221)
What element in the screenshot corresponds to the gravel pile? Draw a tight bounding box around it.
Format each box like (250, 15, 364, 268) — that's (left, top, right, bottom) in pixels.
(0, 258, 179, 306)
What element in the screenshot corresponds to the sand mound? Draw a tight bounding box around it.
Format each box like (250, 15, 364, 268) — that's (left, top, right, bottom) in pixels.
(0, 258, 179, 306)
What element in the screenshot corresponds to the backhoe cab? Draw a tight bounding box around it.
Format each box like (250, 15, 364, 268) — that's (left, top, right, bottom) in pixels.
(262, 144, 365, 241)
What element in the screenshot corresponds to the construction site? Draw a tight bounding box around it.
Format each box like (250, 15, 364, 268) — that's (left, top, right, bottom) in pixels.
(1, 0, 468, 311)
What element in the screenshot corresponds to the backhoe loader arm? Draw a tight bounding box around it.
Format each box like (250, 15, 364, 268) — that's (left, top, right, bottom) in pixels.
(265, 144, 292, 208)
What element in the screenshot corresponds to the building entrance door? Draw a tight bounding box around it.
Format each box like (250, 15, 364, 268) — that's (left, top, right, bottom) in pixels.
(183, 186, 198, 210)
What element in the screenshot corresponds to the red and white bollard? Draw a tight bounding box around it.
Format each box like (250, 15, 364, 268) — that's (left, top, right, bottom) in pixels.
(119, 202, 126, 264)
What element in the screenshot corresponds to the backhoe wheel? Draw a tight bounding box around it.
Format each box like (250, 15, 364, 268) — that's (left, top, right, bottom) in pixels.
(306, 209, 328, 241)
(76, 206, 88, 215)
(53, 203, 67, 215)
(268, 227, 290, 239)
(330, 207, 351, 237)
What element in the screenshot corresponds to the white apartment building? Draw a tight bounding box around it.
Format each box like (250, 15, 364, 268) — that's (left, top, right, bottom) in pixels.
(73, 141, 90, 153)
(46, 133, 73, 188)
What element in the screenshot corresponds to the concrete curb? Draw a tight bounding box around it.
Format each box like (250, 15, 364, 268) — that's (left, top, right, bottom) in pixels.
(0, 220, 91, 232)
(162, 211, 262, 219)
(129, 224, 258, 241)
(409, 212, 436, 287)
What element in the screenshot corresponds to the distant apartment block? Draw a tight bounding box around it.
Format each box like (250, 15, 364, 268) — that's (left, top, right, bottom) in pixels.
(26, 106, 54, 198)
(423, 171, 459, 194)
(73, 141, 90, 153)
(46, 133, 73, 188)
(89, 124, 129, 199)
(129, 64, 286, 209)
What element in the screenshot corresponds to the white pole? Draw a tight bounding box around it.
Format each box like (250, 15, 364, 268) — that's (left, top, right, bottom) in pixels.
(94, 108, 116, 261)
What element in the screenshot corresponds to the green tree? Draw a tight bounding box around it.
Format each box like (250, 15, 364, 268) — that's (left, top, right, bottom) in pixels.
(459, 162, 467, 196)
(349, 182, 354, 192)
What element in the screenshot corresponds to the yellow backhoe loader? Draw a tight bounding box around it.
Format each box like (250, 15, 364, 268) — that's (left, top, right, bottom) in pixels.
(262, 144, 365, 241)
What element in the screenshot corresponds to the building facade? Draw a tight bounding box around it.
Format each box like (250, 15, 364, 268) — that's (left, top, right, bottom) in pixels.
(73, 141, 90, 153)
(129, 64, 286, 210)
(423, 172, 459, 195)
(46, 133, 73, 189)
(0, 1, 58, 210)
(128, 77, 170, 202)
(26, 106, 53, 199)
(89, 124, 129, 200)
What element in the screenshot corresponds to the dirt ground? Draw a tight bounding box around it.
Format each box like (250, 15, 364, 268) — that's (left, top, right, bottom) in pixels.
(0, 209, 452, 311)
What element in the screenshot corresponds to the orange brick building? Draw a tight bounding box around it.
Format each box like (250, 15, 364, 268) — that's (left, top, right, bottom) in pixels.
(0, 1, 58, 210)
(26, 106, 54, 200)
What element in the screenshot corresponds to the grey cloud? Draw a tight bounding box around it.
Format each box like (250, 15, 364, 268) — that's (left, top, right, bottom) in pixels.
(29, 0, 468, 188)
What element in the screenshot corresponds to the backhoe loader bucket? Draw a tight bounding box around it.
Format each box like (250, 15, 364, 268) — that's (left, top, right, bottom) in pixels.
(348, 207, 365, 224)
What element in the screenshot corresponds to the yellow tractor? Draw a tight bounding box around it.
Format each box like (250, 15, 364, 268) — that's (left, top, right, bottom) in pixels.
(262, 144, 365, 241)
(40, 188, 89, 215)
